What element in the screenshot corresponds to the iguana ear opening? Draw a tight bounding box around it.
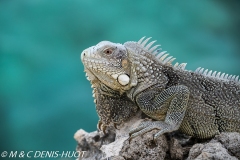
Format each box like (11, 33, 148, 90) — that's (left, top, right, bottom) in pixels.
(121, 59, 129, 69)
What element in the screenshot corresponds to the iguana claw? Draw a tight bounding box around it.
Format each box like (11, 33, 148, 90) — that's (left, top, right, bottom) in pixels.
(97, 120, 107, 134)
(113, 123, 119, 129)
(129, 121, 174, 141)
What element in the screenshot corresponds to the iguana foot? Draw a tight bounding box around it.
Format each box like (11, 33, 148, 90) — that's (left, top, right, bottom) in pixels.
(129, 120, 175, 141)
(97, 120, 120, 134)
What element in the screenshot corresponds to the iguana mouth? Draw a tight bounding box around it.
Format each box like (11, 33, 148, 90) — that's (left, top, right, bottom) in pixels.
(82, 57, 110, 72)
(84, 68, 97, 83)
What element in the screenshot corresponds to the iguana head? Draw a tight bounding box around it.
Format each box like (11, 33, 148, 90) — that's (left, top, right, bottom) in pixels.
(81, 41, 137, 93)
(81, 37, 179, 96)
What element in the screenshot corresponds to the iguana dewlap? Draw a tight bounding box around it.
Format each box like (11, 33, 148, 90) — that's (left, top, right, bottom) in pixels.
(81, 37, 240, 140)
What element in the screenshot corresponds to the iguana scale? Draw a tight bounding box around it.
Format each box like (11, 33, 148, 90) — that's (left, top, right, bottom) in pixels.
(80, 37, 240, 140)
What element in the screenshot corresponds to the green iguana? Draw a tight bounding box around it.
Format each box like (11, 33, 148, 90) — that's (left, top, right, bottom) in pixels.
(80, 37, 240, 140)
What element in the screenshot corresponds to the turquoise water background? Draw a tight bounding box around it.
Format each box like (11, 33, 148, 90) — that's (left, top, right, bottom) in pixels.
(0, 0, 239, 159)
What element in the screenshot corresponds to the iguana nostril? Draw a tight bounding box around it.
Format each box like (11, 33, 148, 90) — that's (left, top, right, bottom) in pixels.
(80, 50, 88, 61)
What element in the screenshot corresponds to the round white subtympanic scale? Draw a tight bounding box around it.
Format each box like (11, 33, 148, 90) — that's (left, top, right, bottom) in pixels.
(118, 74, 130, 86)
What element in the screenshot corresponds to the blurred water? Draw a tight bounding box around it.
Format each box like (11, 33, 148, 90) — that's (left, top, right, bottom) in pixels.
(0, 0, 239, 159)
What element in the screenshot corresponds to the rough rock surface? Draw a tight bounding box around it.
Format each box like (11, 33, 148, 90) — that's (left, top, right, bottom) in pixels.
(74, 128, 115, 160)
(74, 113, 240, 160)
(187, 132, 240, 160)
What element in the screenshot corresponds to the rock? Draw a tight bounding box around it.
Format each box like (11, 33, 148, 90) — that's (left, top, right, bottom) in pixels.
(214, 132, 240, 159)
(100, 112, 144, 159)
(187, 142, 238, 160)
(74, 113, 240, 160)
(120, 130, 168, 160)
(74, 128, 115, 160)
(187, 132, 240, 160)
(169, 137, 184, 160)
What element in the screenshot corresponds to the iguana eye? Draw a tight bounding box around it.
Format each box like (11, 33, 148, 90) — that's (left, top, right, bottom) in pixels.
(103, 48, 113, 55)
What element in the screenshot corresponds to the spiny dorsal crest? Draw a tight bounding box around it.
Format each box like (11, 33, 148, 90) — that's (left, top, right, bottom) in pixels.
(195, 67, 240, 82)
(137, 37, 239, 83)
(137, 37, 187, 70)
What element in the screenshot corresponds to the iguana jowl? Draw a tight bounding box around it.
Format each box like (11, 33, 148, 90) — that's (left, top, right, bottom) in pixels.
(81, 37, 240, 140)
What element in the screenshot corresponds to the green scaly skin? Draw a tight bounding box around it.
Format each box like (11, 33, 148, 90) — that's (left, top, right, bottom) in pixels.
(81, 37, 240, 140)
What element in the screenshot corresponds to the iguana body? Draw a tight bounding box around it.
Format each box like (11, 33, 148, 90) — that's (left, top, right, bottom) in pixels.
(81, 37, 240, 139)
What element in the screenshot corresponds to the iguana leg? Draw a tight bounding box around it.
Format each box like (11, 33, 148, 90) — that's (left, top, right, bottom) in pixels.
(129, 85, 190, 140)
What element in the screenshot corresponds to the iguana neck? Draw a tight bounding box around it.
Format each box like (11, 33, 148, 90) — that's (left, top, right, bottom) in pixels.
(127, 52, 168, 101)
